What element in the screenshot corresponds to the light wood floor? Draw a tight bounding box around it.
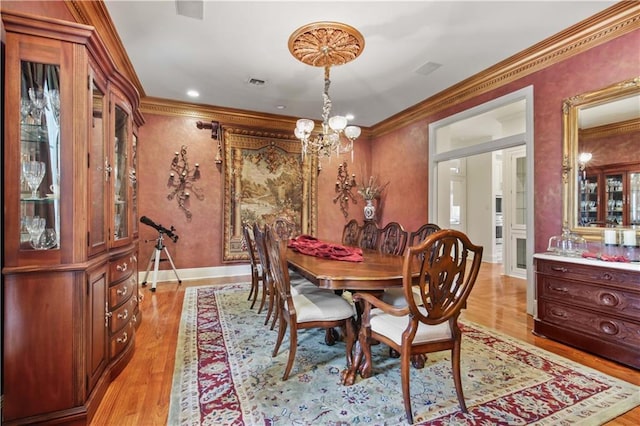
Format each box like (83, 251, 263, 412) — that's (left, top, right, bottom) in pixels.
(90, 262, 639, 425)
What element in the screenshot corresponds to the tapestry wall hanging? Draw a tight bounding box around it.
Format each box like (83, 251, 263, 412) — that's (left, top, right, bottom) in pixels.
(223, 127, 317, 261)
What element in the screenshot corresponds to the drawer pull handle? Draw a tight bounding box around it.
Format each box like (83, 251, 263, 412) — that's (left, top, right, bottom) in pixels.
(602, 272, 613, 281)
(599, 292, 619, 307)
(550, 286, 568, 293)
(550, 308, 567, 318)
(600, 321, 619, 335)
(551, 266, 568, 273)
(117, 286, 128, 296)
(132, 314, 137, 324)
(117, 262, 128, 272)
(117, 331, 128, 344)
(117, 309, 129, 320)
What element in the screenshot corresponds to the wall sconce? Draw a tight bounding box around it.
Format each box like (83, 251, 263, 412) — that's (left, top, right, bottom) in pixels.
(578, 152, 592, 178)
(167, 145, 204, 221)
(333, 161, 357, 218)
(196, 120, 223, 168)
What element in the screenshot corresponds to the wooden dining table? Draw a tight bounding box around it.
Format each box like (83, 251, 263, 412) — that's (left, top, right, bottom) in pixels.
(287, 246, 419, 386)
(286, 246, 406, 291)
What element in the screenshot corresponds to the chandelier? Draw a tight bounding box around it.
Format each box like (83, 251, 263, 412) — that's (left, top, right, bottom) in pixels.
(288, 22, 365, 161)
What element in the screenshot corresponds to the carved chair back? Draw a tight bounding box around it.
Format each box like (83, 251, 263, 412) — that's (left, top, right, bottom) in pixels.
(378, 221, 408, 255)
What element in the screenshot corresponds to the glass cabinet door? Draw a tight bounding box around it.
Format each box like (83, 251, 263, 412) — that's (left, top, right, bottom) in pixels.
(580, 174, 599, 225)
(88, 73, 108, 256)
(629, 172, 640, 227)
(113, 104, 129, 242)
(131, 133, 139, 237)
(20, 61, 61, 251)
(605, 173, 624, 226)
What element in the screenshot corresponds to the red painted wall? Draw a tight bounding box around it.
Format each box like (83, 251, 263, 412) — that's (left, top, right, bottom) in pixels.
(137, 114, 224, 270)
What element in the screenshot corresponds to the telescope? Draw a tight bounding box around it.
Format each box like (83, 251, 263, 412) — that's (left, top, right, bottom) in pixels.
(140, 216, 179, 243)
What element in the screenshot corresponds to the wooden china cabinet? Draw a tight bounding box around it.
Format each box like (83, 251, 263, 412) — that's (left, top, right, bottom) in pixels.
(2, 11, 144, 425)
(582, 161, 640, 227)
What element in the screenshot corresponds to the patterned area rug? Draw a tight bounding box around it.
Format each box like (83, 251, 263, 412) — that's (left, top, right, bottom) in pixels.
(168, 284, 639, 425)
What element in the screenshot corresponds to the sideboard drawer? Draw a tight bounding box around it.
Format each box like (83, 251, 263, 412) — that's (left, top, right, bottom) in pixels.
(536, 259, 638, 287)
(538, 276, 640, 320)
(110, 320, 134, 358)
(110, 252, 137, 283)
(109, 274, 136, 309)
(109, 295, 137, 334)
(538, 299, 640, 349)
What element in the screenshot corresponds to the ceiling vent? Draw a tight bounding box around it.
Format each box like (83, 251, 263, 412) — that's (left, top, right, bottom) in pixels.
(248, 78, 266, 87)
(176, 0, 204, 20)
(415, 61, 442, 76)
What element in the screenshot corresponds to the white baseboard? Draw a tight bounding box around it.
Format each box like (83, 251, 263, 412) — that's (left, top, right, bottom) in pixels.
(138, 264, 250, 286)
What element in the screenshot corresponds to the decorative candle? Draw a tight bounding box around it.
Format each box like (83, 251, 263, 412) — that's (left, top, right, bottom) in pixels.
(623, 230, 637, 247)
(604, 229, 617, 245)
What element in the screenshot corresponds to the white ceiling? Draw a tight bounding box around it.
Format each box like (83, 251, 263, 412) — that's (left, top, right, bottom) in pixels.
(104, 0, 618, 127)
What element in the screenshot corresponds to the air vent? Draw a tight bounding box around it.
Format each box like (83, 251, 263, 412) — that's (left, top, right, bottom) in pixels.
(415, 61, 442, 76)
(176, 0, 204, 20)
(248, 78, 266, 87)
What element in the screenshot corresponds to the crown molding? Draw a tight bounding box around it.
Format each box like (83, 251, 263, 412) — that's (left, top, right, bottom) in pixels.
(579, 118, 640, 140)
(140, 96, 375, 138)
(65, 0, 145, 97)
(67, 1, 639, 138)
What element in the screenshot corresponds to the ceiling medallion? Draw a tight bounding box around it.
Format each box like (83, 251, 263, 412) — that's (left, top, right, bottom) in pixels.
(288, 21, 365, 68)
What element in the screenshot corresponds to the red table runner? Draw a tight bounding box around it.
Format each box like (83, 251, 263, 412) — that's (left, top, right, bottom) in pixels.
(287, 235, 364, 262)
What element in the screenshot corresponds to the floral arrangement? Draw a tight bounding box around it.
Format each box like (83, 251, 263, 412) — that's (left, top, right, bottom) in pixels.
(358, 175, 389, 200)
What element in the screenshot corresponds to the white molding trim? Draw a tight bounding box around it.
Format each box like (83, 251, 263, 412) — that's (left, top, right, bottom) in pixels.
(138, 264, 250, 287)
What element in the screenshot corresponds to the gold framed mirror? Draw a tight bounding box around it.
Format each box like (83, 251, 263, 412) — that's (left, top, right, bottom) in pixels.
(562, 76, 640, 242)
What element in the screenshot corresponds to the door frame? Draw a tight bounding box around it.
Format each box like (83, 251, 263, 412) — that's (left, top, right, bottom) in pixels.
(428, 86, 536, 315)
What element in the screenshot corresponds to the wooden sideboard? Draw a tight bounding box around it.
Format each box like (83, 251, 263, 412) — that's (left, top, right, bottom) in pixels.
(534, 253, 640, 369)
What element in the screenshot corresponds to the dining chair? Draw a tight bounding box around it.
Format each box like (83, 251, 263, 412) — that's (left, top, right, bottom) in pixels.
(242, 222, 264, 309)
(353, 229, 483, 424)
(409, 223, 441, 247)
(378, 221, 408, 255)
(252, 223, 277, 327)
(265, 226, 357, 381)
(254, 222, 320, 329)
(358, 221, 379, 250)
(342, 218, 361, 246)
(273, 217, 298, 240)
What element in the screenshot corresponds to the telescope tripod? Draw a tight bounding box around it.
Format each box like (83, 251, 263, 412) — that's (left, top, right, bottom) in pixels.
(141, 231, 181, 292)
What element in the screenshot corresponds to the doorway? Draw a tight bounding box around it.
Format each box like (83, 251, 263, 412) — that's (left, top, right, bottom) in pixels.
(429, 86, 535, 314)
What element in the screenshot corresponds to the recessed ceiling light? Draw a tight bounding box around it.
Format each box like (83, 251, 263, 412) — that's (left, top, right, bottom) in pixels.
(345, 113, 354, 121)
(276, 105, 286, 110)
(187, 90, 200, 98)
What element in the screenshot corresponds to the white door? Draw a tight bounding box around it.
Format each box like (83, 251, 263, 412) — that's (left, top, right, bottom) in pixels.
(504, 146, 527, 278)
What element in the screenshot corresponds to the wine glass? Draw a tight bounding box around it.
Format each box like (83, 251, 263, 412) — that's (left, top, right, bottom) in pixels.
(24, 216, 46, 246)
(28, 87, 47, 125)
(22, 161, 46, 198)
(46, 89, 61, 125)
(20, 99, 32, 124)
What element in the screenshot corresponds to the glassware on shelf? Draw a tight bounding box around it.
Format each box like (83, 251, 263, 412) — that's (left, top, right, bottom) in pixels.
(24, 216, 46, 246)
(32, 228, 58, 250)
(21, 161, 46, 198)
(28, 87, 47, 125)
(20, 99, 32, 124)
(46, 89, 60, 125)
